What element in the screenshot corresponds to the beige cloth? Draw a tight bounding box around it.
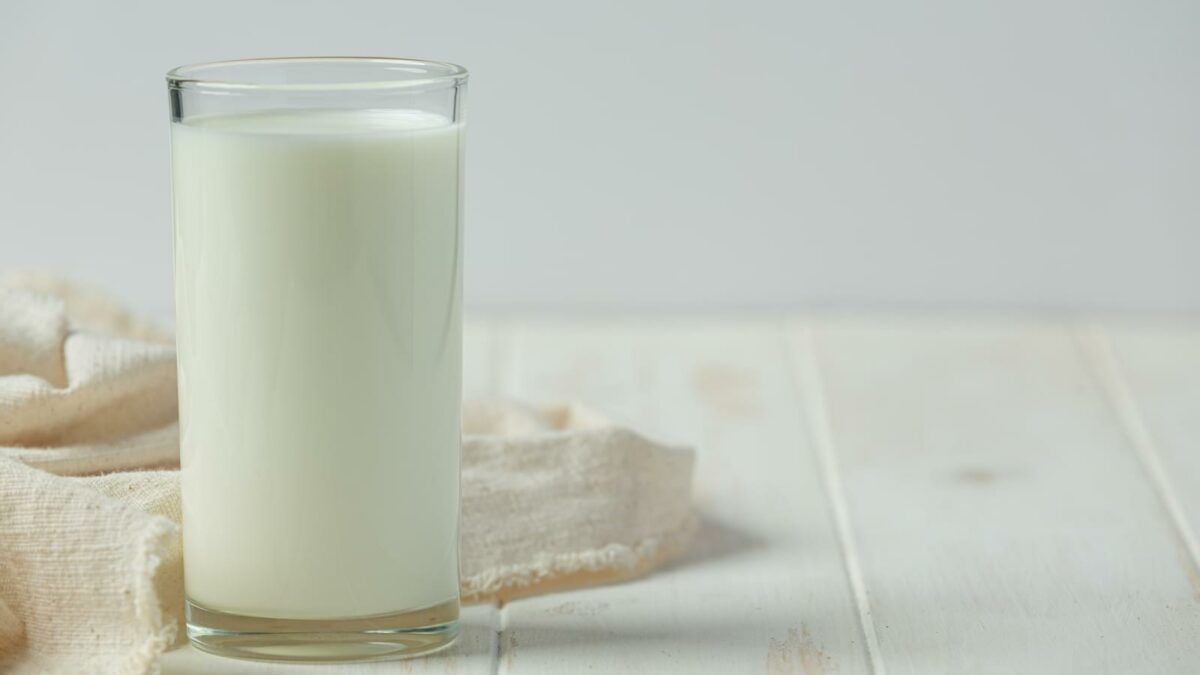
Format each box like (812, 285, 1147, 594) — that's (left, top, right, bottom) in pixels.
(0, 273, 695, 675)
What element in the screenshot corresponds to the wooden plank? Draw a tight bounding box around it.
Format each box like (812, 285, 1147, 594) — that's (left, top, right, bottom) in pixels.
(1087, 322, 1200, 593)
(496, 319, 871, 674)
(162, 320, 501, 674)
(790, 317, 1200, 674)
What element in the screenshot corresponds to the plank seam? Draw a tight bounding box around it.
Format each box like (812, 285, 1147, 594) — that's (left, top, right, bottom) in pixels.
(787, 324, 887, 675)
(491, 602, 507, 675)
(492, 320, 518, 675)
(1077, 327, 1200, 591)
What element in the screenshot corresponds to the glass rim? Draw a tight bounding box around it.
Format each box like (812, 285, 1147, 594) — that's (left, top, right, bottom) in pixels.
(166, 56, 468, 93)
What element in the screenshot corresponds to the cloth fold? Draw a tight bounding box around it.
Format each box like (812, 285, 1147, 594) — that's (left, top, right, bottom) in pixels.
(0, 273, 695, 675)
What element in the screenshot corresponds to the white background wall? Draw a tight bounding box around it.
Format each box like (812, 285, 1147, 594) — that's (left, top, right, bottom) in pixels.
(2, 0, 1197, 313)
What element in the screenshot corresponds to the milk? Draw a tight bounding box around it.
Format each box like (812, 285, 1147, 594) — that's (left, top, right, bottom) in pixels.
(172, 109, 462, 620)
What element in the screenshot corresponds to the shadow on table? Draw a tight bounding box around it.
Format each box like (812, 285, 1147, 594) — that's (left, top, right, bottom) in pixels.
(483, 611, 852, 671)
(661, 510, 766, 572)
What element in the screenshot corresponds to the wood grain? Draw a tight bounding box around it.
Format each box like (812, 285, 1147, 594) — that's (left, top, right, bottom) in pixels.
(791, 317, 1200, 674)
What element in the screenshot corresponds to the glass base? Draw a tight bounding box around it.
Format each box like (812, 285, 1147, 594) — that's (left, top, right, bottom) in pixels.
(186, 598, 459, 663)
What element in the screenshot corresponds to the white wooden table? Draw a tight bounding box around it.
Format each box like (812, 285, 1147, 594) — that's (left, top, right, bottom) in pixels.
(163, 316, 1200, 674)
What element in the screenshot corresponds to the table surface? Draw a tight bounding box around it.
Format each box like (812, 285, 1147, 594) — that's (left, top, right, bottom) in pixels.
(162, 316, 1200, 674)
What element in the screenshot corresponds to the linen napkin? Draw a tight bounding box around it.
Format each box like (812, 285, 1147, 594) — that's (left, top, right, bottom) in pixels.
(0, 272, 695, 675)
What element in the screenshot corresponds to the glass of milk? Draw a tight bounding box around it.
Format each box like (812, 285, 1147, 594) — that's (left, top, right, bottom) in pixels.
(167, 57, 466, 662)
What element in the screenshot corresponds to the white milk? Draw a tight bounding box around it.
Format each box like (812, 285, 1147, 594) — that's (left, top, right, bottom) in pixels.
(172, 109, 462, 620)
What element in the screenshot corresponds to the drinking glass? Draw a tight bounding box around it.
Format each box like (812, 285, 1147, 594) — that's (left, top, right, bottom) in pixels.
(167, 57, 466, 662)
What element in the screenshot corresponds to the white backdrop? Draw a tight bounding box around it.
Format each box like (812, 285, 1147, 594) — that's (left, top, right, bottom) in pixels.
(2, 0, 1197, 313)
